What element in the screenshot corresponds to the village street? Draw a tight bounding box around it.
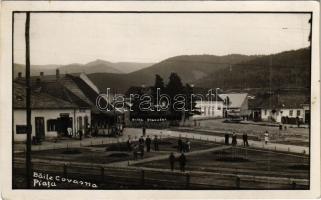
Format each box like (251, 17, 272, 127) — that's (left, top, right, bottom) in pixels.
(14, 127, 309, 155)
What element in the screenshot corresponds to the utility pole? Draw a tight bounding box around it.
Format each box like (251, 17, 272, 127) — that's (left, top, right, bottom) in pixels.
(25, 12, 32, 189)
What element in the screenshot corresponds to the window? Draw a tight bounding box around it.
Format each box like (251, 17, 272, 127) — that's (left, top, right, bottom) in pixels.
(47, 119, 57, 131)
(264, 110, 267, 115)
(16, 125, 29, 134)
(297, 110, 301, 117)
(217, 106, 221, 110)
(289, 110, 293, 117)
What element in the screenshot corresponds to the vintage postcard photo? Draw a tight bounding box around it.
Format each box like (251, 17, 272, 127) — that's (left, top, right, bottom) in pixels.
(0, 1, 320, 199)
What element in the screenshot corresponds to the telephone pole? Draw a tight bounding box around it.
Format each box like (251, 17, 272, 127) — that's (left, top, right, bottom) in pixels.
(25, 11, 32, 189)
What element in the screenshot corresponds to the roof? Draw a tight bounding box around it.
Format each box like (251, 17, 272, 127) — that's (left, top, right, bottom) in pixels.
(219, 93, 248, 108)
(13, 82, 78, 109)
(248, 92, 310, 109)
(15, 73, 114, 114)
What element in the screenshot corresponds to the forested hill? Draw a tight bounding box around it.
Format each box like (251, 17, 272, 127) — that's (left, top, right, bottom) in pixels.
(195, 48, 311, 90)
(88, 54, 259, 93)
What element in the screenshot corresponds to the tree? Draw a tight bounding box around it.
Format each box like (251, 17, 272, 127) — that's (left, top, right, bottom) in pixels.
(166, 73, 185, 120)
(152, 74, 165, 104)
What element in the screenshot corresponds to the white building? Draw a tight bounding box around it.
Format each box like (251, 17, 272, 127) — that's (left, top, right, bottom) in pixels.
(13, 83, 91, 142)
(192, 95, 224, 119)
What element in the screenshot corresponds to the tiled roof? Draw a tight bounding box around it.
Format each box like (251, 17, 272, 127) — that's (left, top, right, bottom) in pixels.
(13, 82, 78, 109)
(248, 92, 309, 109)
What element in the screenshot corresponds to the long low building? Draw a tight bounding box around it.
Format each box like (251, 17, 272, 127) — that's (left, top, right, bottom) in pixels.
(13, 82, 91, 142)
(248, 92, 310, 124)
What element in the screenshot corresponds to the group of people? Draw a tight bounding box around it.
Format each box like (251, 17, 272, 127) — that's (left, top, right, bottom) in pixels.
(67, 127, 84, 140)
(224, 130, 270, 146)
(224, 132, 249, 147)
(169, 152, 187, 172)
(177, 137, 191, 153)
(129, 135, 160, 160)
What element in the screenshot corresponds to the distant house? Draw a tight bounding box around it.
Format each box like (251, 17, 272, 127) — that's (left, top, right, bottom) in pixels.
(248, 92, 310, 124)
(219, 93, 249, 118)
(192, 93, 224, 119)
(13, 82, 91, 142)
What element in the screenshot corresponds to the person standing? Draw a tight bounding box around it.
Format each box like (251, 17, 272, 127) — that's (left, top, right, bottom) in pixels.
(79, 130, 83, 140)
(243, 133, 249, 147)
(232, 132, 237, 146)
(186, 139, 191, 152)
(169, 152, 176, 171)
(127, 136, 132, 151)
(264, 131, 269, 145)
(224, 133, 230, 145)
(139, 136, 145, 145)
(178, 137, 183, 152)
(145, 135, 152, 152)
(142, 126, 146, 137)
(179, 153, 186, 172)
(153, 135, 159, 151)
(133, 145, 138, 160)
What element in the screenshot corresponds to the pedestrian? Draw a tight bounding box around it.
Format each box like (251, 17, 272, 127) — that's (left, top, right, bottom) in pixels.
(139, 136, 145, 145)
(145, 135, 151, 152)
(169, 152, 175, 171)
(133, 145, 138, 160)
(264, 131, 269, 145)
(224, 133, 229, 145)
(279, 124, 283, 131)
(232, 132, 237, 146)
(179, 153, 186, 172)
(67, 127, 72, 138)
(127, 136, 132, 151)
(79, 130, 83, 140)
(139, 143, 144, 159)
(242, 133, 249, 147)
(186, 139, 191, 152)
(142, 126, 146, 137)
(178, 137, 183, 152)
(153, 135, 159, 151)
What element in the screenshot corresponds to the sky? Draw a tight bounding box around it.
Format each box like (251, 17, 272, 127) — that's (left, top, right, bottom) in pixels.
(14, 13, 311, 66)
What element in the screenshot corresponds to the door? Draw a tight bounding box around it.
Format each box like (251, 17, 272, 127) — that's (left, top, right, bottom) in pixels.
(35, 117, 45, 140)
(305, 110, 310, 124)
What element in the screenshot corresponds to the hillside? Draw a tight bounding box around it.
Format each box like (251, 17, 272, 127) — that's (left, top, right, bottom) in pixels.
(88, 54, 259, 92)
(13, 60, 152, 78)
(195, 48, 311, 90)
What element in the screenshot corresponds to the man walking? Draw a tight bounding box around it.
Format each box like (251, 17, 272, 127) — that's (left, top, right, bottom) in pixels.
(145, 135, 152, 152)
(169, 152, 176, 171)
(179, 153, 186, 172)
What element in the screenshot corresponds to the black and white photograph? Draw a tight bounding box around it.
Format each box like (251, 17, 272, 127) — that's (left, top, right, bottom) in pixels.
(1, 1, 320, 198)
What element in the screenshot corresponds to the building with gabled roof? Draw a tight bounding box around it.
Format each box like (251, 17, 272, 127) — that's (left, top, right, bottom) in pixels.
(219, 93, 249, 118)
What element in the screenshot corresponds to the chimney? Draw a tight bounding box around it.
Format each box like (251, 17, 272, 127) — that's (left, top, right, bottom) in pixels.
(18, 72, 22, 78)
(40, 72, 44, 77)
(56, 69, 60, 79)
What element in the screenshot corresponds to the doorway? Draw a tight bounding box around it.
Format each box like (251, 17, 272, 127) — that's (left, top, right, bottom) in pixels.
(35, 117, 45, 140)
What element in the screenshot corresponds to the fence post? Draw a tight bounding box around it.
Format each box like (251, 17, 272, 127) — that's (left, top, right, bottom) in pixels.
(63, 164, 67, 177)
(141, 170, 145, 186)
(101, 167, 104, 182)
(185, 173, 190, 189)
(235, 176, 240, 189)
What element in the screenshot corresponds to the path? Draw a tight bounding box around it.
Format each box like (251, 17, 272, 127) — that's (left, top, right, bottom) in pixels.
(14, 128, 309, 155)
